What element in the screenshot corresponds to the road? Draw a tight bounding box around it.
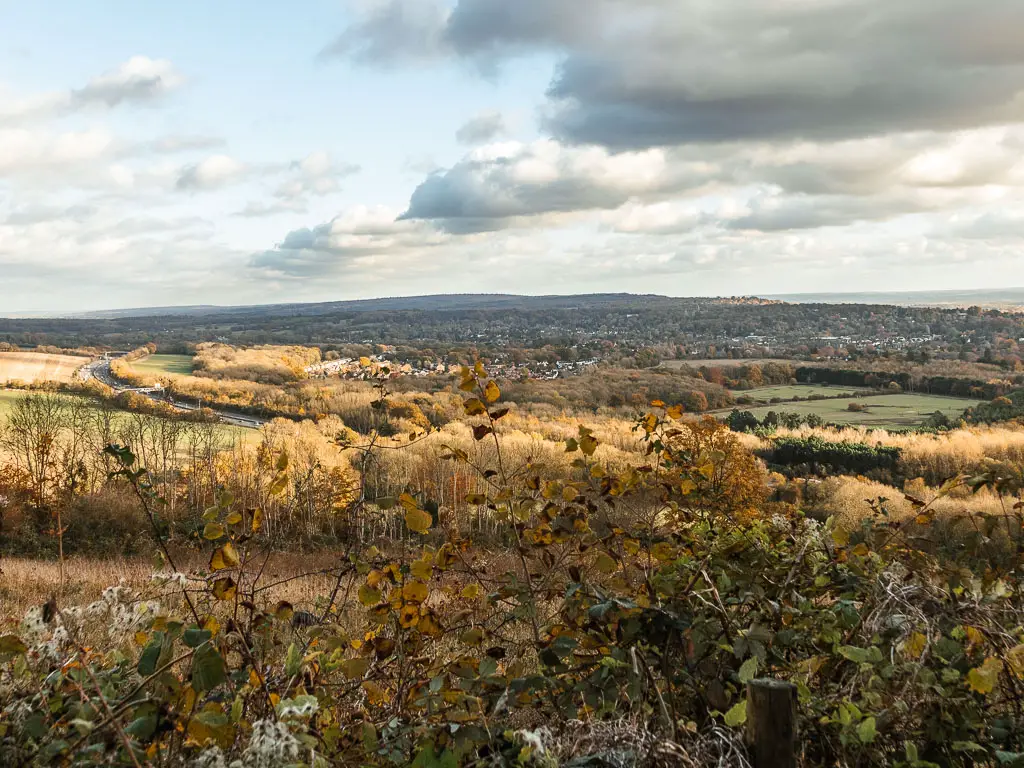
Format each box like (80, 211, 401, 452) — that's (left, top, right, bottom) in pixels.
(79, 359, 268, 430)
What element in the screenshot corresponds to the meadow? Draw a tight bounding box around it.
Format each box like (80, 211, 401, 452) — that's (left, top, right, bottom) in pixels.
(125, 353, 194, 377)
(727, 391, 981, 428)
(0, 351, 88, 384)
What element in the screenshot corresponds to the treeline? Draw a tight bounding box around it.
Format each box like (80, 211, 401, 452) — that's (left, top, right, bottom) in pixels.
(758, 435, 902, 477)
(797, 365, 1016, 398)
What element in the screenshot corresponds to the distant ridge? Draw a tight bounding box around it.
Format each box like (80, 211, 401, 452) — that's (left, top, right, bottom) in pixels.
(6, 287, 1024, 320)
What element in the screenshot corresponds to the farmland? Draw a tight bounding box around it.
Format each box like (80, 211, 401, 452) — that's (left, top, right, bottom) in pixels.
(0, 351, 88, 384)
(727, 392, 981, 429)
(126, 353, 193, 377)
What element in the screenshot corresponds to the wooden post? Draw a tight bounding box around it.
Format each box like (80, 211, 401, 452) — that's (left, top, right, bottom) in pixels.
(746, 678, 797, 768)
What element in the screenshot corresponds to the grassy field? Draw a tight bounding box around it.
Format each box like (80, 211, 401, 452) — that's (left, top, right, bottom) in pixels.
(735, 384, 868, 402)
(0, 351, 88, 384)
(128, 354, 194, 376)
(729, 393, 981, 429)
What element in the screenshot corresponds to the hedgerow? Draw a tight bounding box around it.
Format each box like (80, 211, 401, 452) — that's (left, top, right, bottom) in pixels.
(1, 363, 1023, 766)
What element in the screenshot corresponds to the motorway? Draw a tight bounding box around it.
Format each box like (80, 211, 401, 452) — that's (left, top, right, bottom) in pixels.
(79, 359, 268, 430)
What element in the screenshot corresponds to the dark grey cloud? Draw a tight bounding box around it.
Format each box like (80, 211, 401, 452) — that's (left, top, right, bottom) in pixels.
(326, 0, 1024, 149)
(455, 110, 506, 145)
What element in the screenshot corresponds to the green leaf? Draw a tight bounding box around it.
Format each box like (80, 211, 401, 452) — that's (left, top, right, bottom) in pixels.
(192, 645, 226, 692)
(857, 716, 877, 744)
(724, 700, 747, 727)
(738, 657, 758, 684)
(285, 642, 302, 677)
(184, 628, 212, 648)
(137, 636, 163, 676)
(0, 634, 28, 657)
(838, 645, 872, 664)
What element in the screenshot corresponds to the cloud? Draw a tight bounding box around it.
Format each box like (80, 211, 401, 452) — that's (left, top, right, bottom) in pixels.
(455, 110, 507, 145)
(72, 56, 183, 108)
(327, 0, 1024, 149)
(250, 205, 450, 276)
(0, 56, 183, 124)
(319, 0, 450, 65)
(176, 155, 247, 190)
(400, 139, 711, 231)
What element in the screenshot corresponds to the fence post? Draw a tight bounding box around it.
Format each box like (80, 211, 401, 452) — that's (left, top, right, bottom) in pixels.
(746, 678, 797, 768)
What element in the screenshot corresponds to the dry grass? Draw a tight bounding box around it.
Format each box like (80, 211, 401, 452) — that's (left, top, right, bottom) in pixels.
(0, 352, 88, 384)
(741, 423, 1024, 481)
(0, 552, 346, 632)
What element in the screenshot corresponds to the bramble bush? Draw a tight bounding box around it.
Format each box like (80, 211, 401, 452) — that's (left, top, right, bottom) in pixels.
(2, 363, 1024, 766)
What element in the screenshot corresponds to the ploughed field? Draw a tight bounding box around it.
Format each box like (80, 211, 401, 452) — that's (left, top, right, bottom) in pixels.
(0, 351, 88, 384)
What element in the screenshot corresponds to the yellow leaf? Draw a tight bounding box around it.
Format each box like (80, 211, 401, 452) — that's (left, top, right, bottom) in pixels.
(464, 398, 487, 416)
(832, 527, 851, 547)
(399, 493, 418, 512)
(410, 559, 432, 581)
(134, 631, 148, 647)
(210, 542, 240, 571)
(366, 569, 385, 588)
(966, 657, 1001, 695)
(965, 625, 985, 648)
(362, 681, 388, 705)
(579, 435, 598, 456)
(399, 604, 420, 628)
(358, 585, 381, 607)
(203, 616, 221, 637)
(1006, 644, 1024, 679)
(403, 581, 429, 603)
(484, 380, 501, 403)
(623, 538, 640, 555)
(418, 611, 442, 637)
(651, 542, 675, 562)
(274, 601, 294, 622)
(341, 658, 369, 680)
(203, 522, 226, 540)
(666, 405, 684, 420)
(359, 357, 371, 367)
(904, 632, 927, 658)
(225, 511, 242, 525)
(405, 507, 433, 534)
(460, 627, 484, 646)
(212, 577, 237, 601)
(461, 583, 481, 600)
(595, 553, 617, 574)
(251, 508, 263, 532)
(474, 361, 487, 377)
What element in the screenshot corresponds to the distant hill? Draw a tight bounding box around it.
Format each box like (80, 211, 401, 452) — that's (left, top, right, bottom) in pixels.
(7, 288, 1024, 321)
(61, 293, 677, 320)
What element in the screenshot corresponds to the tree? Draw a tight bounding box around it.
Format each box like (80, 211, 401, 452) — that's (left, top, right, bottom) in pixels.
(670, 417, 768, 522)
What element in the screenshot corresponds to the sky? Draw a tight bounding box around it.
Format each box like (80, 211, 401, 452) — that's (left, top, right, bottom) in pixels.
(1, 0, 1024, 313)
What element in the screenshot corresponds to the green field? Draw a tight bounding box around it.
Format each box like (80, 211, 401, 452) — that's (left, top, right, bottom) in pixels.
(734, 384, 868, 403)
(129, 354, 194, 376)
(728, 393, 981, 429)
